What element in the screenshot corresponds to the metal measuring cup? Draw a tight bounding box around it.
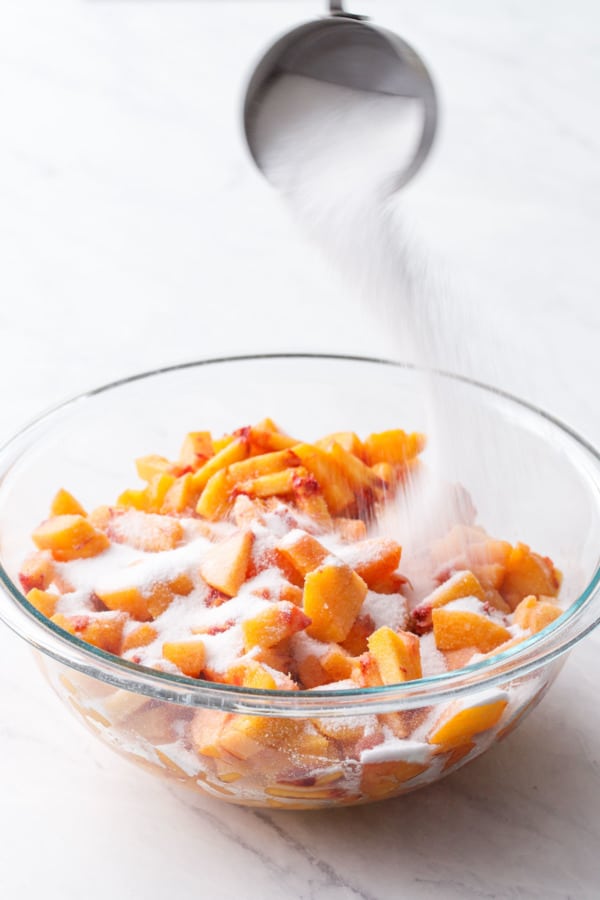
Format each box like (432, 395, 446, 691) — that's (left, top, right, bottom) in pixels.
(244, 0, 438, 192)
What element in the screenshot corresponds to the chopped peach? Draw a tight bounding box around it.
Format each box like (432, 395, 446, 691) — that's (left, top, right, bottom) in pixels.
(412, 570, 486, 633)
(242, 602, 311, 650)
(50, 488, 87, 517)
(199, 531, 254, 597)
(135, 454, 173, 482)
(292, 474, 332, 529)
(97, 587, 152, 622)
(277, 530, 328, 577)
(52, 611, 126, 654)
(367, 627, 422, 683)
(191, 436, 249, 493)
(230, 494, 266, 527)
(429, 694, 508, 750)
(368, 572, 409, 595)
(161, 473, 197, 514)
(303, 563, 367, 643)
(162, 639, 206, 678)
(228, 449, 299, 483)
(32, 515, 109, 561)
(26, 587, 59, 618)
(315, 431, 366, 459)
(432, 606, 511, 653)
(442, 646, 478, 671)
(501, 543, 561, 610)
(513, 595, 562, 633)
(190, 708, 230, 758)
(361, 760, 429, 799)
(122, 624, 158, 652)
(340, 538, 402, 588)
(249, 424, 298, 453)
(116, 488, 149, 511)
(292, 444, 356, 514)
(145, 574, 194, 619)
(19, 552, 54, 592)
(328, 442, 382, 497)
(340, 614, 375, 656)
(145, 472, 177, 512)
(236, 467, 297, 499)
(334, 518, 368, 542)
(196, 468, 233, 521)
(178, 431, 213, 469)
(363, 430, 426, 466)
(441, 741, 476, 772)
(108, 510, 183, 552)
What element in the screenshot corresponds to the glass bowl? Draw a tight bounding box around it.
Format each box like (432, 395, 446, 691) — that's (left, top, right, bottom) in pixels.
(0, 354, 599, 809)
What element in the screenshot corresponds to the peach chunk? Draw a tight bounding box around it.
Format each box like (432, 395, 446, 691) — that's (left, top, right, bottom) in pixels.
(429, 694, 508, 750)
(196, 468, 233, 520)
(145, 473, 177, 513)
(432, 606, 511, 653)
(178, 431, 213, 469)
(135, 454, 173, 482)
(199, 531, 254, 597)
(328, 442, 382, 497)
(334, 518, 368, 543)
(513, 595, 562, 633)
(363, 430, 426, 466)
(236, 467, 298, 499)
(97, 587, 153, 622)
(242, 602, 311, 650)
(191, 436, 249, 492)
(367, 627, 422, 684)
(19, 552, 54, 592)
(249, 421, 299, 453)
(292, 474, 332, 529)
(122, 624, 158, 652)
(360, 760, 429, 800)
(340, 614, 375, 655)
(161, 473, 197, 514)
(228, 449, 299, 483)
(50, 489, 87, 517)
(500, 543, 561, 610)
(32, 515, 109, 561)
(26, 588, 59, 618)
(303, 563, 367, 643)
(412, 570, 485, 633)
(52, 611, 126, 654)
(276, 530, 328, 577)
(292, 444, 356, 515)
(107, 510, 183, 552)
(315, 431, 366, 459)
(339, 538, 402, 589)
(162, 639, 206, 678)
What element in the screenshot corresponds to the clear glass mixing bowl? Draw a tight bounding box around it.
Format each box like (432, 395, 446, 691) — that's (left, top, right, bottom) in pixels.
(0, 355, 599, 808)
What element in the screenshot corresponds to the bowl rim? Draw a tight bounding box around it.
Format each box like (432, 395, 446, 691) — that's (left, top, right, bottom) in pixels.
(1, 352, 599, 717)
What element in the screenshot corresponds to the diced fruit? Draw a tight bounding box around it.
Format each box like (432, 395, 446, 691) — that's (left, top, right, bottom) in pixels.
(367, 627, 422, 683)
(191, 436, 249, 493)
(236, 467, 298, 499)
(116, 488, 149, 511)
(412, 570, 485, 633)
(315, 431, 366, 459)
(334, 518, 367, 542)
(228, 449, 299, 483)
(441, 741, 476, 772)
(429, 695, 508, 750)
(363, 430, 426, 466)
(277, 530, 328, 577)
(500, 543, 561, 610)
(340, 614, 375, 655)
(161, 473, 197, 514)
(361, 760, 429, 799)
(196, 468, 233, 520)
(179, 432, 213, 469)
(292, 444, 356, 514)
(122, 624, 158, 652)
(108, 510, 183, 552)
(145, 473, 177, 512)
(249, 423, 298, 453)
(339, 538, 402, 588)
(442, 647, 478, 671)
(135, 455, 173, 482)
(513, 595, 562, 633)
(32, 515, 109, 561)
(26, 588, 59, 618)
(162, 639, 206, 677)
(303, 563, 367, 642)
(432, 607, 512, 653)
(199, 531, 254, 597)
(328, 442, 382, 497)
(145, 574, 194, 619)
(292, 474, 332, 529)
(97, 587, 152, 622)
(19, 552, 54, 592)
(242, 602, 311, 650)
(50, 489, 87, 517)
(51, 611, 126, 654)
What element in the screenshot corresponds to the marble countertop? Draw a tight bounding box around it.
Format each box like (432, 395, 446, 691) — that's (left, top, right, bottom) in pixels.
(1, 1, 599, 897)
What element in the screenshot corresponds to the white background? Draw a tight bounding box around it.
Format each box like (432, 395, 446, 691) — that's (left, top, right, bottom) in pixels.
(0, 2, 599, 898)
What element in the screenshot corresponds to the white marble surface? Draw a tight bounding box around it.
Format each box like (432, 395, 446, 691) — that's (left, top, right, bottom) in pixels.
(1, 1, 599, 897)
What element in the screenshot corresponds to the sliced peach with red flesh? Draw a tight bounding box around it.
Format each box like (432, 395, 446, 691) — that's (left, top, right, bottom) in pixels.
(276, 530, 328, 577)
(513, 595, 562, 633)
(242, 602, 311, 650)
(50, 489, 87, 517)
(19, 552, 55, 592)
(32, 515, 109, 561)
(429, 694, 508, 750)
(162, 639, 206, 678)
(199, 530, 254, 597)
(367, 626, 422, 684)
(26, 588, 59, 618)
(291, 444, 356, 515)
(191, 435, 249, 493)
(135, 454, 173, 482)
(432, 606, 511, 653)
(178, 431, 213, 470)
(412, 570, 486, 633)
(303, 563, 367, 643)
(196, 468, 233, 521)
(360, 760, 429, 799)
(339, 538, 402, 589)
(500, 543, 561, 610)
(363, 429, 426, 466)
(297, 654, 329, 689)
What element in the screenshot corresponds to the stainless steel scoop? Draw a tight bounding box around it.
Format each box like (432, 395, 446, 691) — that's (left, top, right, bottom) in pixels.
(244, 0, 438, 191)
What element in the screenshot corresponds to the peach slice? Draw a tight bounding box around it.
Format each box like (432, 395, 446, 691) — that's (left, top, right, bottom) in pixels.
(340, 614, 375, 656)
(199, 531, 254, 597)
(315, 431, 366, 459)
(196, 468, 233, 521)
(412, 570, 485, 633)
(107, 510, 183, 552)
(162, 639, 206, 678)
(292, 474, 333, 529)
(432, 605, 511, 653)
(145, 472, 177, 513)
(19, 552, 55, 592)
(116, 488, 149, 511)
(178, 431, 213, 470)
(161, 473, 197, 514)
(328, 442, 382, 497)
(228, 449, 299, 483)
(52, 611, 126, 654)
(236, 467, 298, 499)
(190, 708, 230, 759)
(191, 435, 249, 493)
(97, 587, 153, 622)
(500, 543, 561, 610)
(367, 626, 422, 684)
(50, 488, 87, 517)
(276, 530, 328, 577)
(26, 587, 59, 618)
(292, 444, 356, 515)
(363, 430, 426, 466)
(513, 595, 562, 633)
(339, 538, 402, 589)
(303, 563, 367, 643)
(135, 455, 173, 482)
(429, 692, 508, 750)
(360, 760, 429, 800)
(333, 518, 368, 543)
(32, 515, 109, 561)
(249, 421, 299, 453)
(242, 602, 311, 650)
(122, 624, 158, 652)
